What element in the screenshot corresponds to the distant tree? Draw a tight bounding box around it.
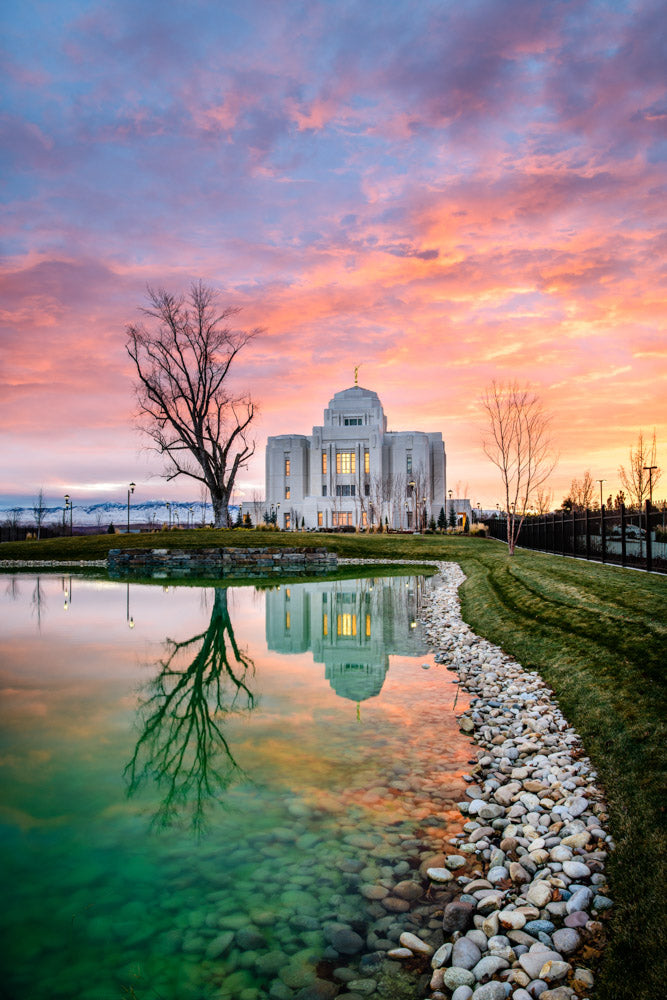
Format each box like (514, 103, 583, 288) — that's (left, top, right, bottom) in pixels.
(437, 506, 447, 530)
(482, 381, 557, 555)
(568, 470, 595, 510)
(448, 502, 457, 528)
(535, 486, 554, 515)
(5, 507, 22, 541)
(234, 507, 243, 527)
(243, 512, 253, 528)
(613, 490, 626, 510)
(32, 489, 47, 539)
(107, 522, 116, 533)
(428, 515, 436, 532)
(126, 282, 261, 528)
(619, 430, 661, 508)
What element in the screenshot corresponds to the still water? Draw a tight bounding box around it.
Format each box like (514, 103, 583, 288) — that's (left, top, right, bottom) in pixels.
(0, 571, 469, 1000)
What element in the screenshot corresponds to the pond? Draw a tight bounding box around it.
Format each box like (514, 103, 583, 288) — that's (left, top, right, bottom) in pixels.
(0, 570, 470, 1000)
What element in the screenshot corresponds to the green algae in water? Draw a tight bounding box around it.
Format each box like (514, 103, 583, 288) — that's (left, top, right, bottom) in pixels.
(0, 573, 469, 999)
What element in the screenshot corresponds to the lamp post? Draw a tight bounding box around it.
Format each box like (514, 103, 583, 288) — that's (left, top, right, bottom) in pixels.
(63, 494, 69, 534)
(126, 582, 134, 629)
(127, 482, 135, 533)
(422, 496, 427, 532)
(188, 506, 194, 529)
(643, 465, 658, 505)
(277, 502, 281, 528)
(239, 502, 243, 528)
(477, 502, 481, 522)
(166, 501, 171, 529)
(404, 500, 408, 531)
(596, 479, 605, 511)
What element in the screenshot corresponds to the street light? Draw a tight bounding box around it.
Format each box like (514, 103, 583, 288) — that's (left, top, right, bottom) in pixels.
(596, 479, 605, 511)
(643, 465, 658, 505)
(166, 501, 171, 529)
(63, 494, 69, 534)
(277, 502, 281, 528)
(127, 482, 135, 533)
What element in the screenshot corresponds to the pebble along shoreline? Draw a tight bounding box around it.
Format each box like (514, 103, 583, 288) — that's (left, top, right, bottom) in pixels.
(378, 559, 613, 1000)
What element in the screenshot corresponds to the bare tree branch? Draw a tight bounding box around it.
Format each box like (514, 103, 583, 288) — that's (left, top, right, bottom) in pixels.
(126, 281, 262, 527)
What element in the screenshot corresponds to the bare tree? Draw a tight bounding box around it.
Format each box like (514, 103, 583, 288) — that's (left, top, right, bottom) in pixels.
(568, 470, 595, 511)
(619, 430, 661, 509)
(535, 486, 554, 515)
(32, 489, 47, 539)
(482, 381, 557, 555)
(126, 282, 261, 528)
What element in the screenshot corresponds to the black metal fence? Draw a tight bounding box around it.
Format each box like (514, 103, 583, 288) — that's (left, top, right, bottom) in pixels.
(486, 501, 667, 573)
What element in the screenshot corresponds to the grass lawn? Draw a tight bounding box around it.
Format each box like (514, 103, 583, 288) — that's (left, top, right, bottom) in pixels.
(2, 529, 666, 999)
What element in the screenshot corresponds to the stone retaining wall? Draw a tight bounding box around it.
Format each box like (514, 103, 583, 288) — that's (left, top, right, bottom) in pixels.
(107, 546, 337, 577)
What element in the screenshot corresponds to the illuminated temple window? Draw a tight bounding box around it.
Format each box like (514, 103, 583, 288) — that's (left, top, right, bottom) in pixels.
(337, 613, 357, 637)
(285, 486, 290, 499)
(285, 457, 290, 476)
(285, 611, 291, 630)
(366, 613, 371, 637)
(336, 451, 356, 474)
(322, 451, 327, 474)
(322, 612, 328, 637)
(364, 450, 370, 474)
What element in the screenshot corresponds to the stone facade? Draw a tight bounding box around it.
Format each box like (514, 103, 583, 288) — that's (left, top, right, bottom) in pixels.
(107, 547, 337, 577)
(265, 385, 446, 530)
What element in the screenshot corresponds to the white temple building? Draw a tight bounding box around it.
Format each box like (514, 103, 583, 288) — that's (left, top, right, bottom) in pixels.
(265, 384, 446, 530)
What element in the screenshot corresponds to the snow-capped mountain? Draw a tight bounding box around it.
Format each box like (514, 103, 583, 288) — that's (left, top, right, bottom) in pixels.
(0, 499, 238, 528)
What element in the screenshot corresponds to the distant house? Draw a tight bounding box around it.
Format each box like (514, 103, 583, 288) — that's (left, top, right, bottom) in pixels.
(265, 384, 446, 530)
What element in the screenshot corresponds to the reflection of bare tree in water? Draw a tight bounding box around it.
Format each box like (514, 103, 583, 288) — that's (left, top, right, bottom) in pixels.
(125, 588, 256, 832)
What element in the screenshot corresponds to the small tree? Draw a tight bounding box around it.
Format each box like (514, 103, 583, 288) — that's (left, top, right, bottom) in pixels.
(428, 515, 436, 532)
(126, 282, 261, 528)
(32, 489, 47, 539)
(437, 506, 446, 531)
(481, 380, 557, 555)
(619, 430, 661, 509)
(448, 502, 457, 528)
(569, 471, 595, 511)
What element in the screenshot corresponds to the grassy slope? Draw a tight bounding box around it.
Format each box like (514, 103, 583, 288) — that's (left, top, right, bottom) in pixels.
(3, 530, 666, 998)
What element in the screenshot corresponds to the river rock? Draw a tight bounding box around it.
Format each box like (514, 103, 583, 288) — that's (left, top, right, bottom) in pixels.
(450, 988, 473, 1000)
(562, 861, 590, 879)
(526, 881, 552, 908)
(470, 982, 507, 1000)
(518, 949, 563, 980)
(551, 928, 580, 955)
(442, 901, 474, 933)
(443, 967, 475, 990)
(327, 927, 364, 954)
(472, 955, 509, 981)
(541, 960, 571, 981)
(451, 936, 481, 970)
(431, 942, 453, 969)
(427, 867, 453, 883)
(399, 931, 433, 956)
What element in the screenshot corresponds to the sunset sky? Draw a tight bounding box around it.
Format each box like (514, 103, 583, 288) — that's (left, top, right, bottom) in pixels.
(2, 0, 665, 509)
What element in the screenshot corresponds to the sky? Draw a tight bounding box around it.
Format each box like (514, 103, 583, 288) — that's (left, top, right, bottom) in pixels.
(1, 0, 666, 509)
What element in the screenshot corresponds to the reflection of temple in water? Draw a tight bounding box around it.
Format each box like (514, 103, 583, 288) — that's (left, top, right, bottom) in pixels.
(265, 576, 430, 703)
